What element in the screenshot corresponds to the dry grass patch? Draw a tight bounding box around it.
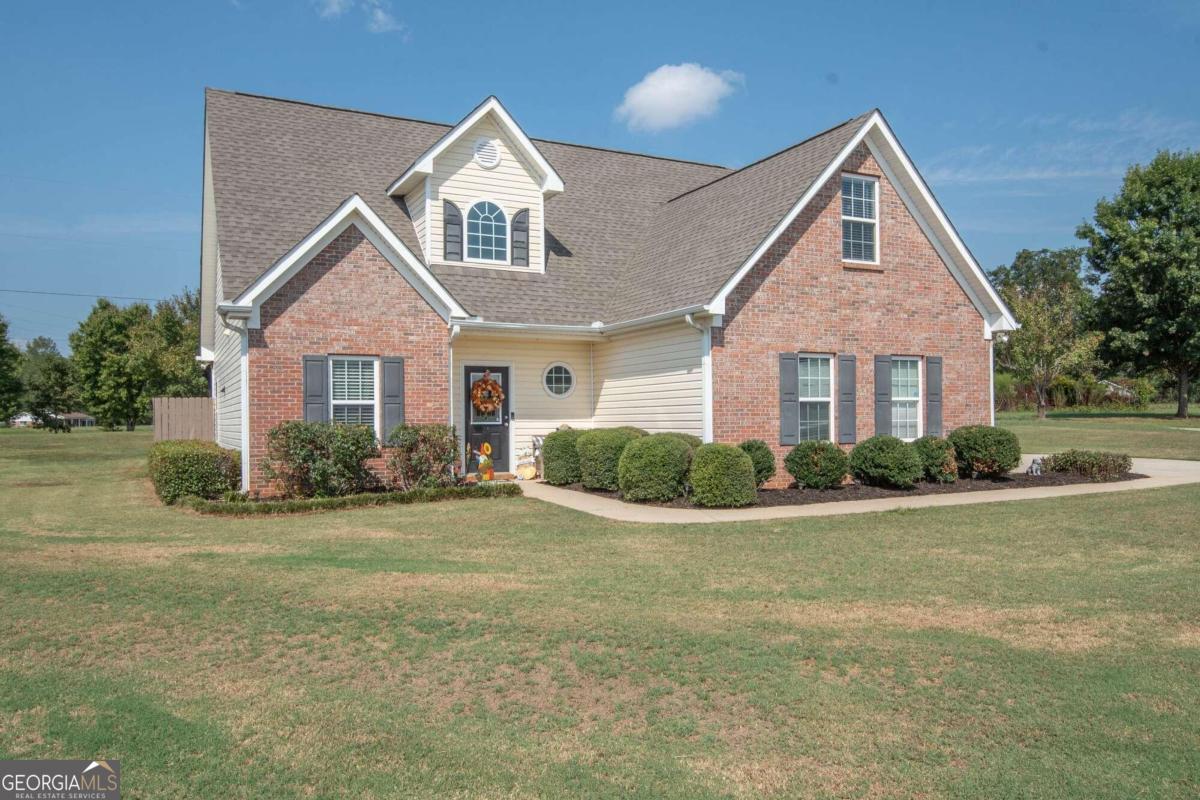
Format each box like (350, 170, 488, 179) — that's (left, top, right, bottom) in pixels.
(9, 541, 287, 567)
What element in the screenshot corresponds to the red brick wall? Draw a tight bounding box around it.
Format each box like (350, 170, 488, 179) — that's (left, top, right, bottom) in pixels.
(712, 144, 991, 487)
(247, 226, 449, 493)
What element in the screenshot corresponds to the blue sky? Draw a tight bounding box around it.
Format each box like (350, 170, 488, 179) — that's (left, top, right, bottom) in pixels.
(1, 0, 1197, 350)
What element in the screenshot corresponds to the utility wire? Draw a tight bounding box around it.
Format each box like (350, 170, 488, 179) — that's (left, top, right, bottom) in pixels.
(0, 288, 163, 302)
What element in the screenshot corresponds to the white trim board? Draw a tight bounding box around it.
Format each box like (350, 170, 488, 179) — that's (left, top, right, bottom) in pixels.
(224, 194, 468, 327)
(705, 111, 1017, 335)
(387, 96, 565, 198)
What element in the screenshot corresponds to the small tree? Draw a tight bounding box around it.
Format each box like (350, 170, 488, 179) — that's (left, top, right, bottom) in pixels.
(1000, 284, 1102, 418)
(1078, 150, 1200, 417)
(131, 290, 208, 398)
(0, 315, 23, 422)
(70, 299, 153, 430)
(19, 337, 74, 424)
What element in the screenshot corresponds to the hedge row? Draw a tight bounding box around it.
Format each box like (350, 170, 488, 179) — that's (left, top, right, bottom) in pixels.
(1042, 449, 1133, 481)
(148, 440, 240, 503)
(178, 482, 521, 516)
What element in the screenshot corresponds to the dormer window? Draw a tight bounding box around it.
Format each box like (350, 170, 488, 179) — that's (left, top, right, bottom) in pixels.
(467, 201, 508, 262)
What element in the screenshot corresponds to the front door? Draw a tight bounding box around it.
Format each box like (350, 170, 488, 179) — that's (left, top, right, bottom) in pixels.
(464, 366, 510, 473)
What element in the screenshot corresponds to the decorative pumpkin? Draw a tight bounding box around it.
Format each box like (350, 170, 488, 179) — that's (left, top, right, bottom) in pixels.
(471, 371, 505, 415)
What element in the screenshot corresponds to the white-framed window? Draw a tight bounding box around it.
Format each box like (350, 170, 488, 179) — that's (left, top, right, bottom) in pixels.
(797, 354, 833, 441)
(331, 356, 378, 432)
(467, 201, 508, 262)
(891, 357, 921, 440)
(542, 363, 575, 398)
(841, 174, 878, 263)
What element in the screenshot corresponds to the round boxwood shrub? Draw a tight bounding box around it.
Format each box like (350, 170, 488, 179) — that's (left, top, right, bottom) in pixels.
(784, 440, 848, 489)
(542, 427, 585, 485)
(738, 439, 777, 487)
(689, 443, 757, 507)
(576, 428, 645, 490)
(148, 440, 241, 504)
(912, 435, 958, 483)
(947, 425, 1021, 478)
(657, 431, 703, 449)
(617, 433, 693, 501)
(260, 420, 380, 498)
(848, 435, 923, 489)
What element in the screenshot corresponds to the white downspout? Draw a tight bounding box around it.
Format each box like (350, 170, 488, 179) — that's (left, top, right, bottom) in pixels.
(449, 323, 461, 472)
(685, 314, 714, 443)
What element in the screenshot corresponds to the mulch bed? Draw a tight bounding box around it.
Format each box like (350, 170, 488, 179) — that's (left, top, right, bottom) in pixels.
(560, 471, 1146, 509)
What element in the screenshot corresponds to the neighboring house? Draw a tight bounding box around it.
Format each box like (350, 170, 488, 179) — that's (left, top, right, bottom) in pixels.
(199, 90, 1016, 492)
(8, 412, 35, 428)
(61, 412, 96, 428)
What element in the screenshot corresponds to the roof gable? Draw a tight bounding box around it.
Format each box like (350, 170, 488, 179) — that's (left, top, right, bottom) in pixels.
(387, 97, 565, 198)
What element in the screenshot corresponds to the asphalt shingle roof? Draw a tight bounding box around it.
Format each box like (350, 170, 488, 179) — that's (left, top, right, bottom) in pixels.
(205, 89, 871, 325)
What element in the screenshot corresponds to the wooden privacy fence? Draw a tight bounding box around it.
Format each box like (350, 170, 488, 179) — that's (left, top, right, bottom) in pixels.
(152, 397, 213, 442)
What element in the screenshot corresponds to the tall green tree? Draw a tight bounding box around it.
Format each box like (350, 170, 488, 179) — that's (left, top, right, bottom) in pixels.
(1079, 150, 1200, 417)
(989, 247, 1088, 304)
(131, 289, 207, 398)
(0, 315, 23, 422)
(70, 299, 153, 430)
(999, 283, 1102, 419)
(19, 336, 75, 424)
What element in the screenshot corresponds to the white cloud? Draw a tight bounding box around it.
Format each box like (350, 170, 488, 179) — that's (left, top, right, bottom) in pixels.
(315, 0, 353, 18)
(313, 0, 404, 34)
(925, 110, 1199, 185)
(363, 0, 403, 33)
(615, 63, 743, 133)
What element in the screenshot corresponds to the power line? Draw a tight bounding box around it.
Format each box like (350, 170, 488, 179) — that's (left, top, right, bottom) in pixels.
(0, 288, 164, 302)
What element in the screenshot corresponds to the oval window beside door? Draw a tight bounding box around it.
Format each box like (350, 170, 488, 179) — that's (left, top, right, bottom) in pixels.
(543, 363, 574, 397)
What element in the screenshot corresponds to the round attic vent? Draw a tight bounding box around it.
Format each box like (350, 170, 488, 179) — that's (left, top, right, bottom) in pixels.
(473, 137, 501, 169)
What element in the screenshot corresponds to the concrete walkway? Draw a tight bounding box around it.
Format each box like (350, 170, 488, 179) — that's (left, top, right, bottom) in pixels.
(519, 456, 1200, 524)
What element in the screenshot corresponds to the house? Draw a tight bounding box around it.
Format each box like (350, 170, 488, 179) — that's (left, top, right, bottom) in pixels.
(8, 412, 35, 428)
(198, 89, 1016, 492)
(61, 412, 96, 428)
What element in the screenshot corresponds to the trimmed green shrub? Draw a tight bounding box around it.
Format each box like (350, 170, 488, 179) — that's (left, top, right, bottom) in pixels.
(739, 439, 777, 487)
(1042, 449, 1132, 481)
(613, 426, 649, 438)
(148, 440, 240, 504)
(542, 427, 585, 485)
(260, 420, 380, 498)
(689, 443, 757, 507)
(947, 425, 1021, 478)
(848, 435, 923, 489)
(386, 423, 459, 490)
(784, 440, 848, 489)
(657, 431, 703, 449)
(178, 482, 521, 516)
(576, 428, 645, 490)
(912, 436, 958, 483)
(617, 434, 693, 502)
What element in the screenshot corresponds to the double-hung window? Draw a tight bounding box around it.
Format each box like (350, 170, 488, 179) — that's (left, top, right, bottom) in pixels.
(797, 355, 833, 441)
(890, 357, 920, 440)
(331, 357, 377, 432)
(841, 175, 878, 263)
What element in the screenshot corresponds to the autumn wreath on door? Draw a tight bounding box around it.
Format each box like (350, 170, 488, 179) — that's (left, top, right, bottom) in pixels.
(471, 371, 505, 415)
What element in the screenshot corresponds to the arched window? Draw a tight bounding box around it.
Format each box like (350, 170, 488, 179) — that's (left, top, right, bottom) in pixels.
(466, 201, 507, 262)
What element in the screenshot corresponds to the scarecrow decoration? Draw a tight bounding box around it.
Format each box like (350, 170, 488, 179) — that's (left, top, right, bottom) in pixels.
(473, 441, 494, 481)
(471, 371, 505, 415)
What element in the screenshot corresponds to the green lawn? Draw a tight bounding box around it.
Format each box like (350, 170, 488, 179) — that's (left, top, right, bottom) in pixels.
(999, 403, 1200, 460)
(1, 427, 1198, 798)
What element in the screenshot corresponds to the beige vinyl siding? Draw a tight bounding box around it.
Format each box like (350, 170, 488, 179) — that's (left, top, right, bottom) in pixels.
(592, 321, 704, 436)
(452, 336, 592, 460)
(428, 117, 543, 270)
(213, 268, 243, 450)
(405, 182, 427, 260)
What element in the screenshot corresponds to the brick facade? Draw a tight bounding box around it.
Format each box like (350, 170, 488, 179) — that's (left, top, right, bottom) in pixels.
(246, 226, 449, 493)
(712, 144, 992, 487)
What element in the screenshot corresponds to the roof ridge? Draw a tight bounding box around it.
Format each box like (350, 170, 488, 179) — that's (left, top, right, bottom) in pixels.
(664, 110, 877, 203)
(205, 87, 731, 171)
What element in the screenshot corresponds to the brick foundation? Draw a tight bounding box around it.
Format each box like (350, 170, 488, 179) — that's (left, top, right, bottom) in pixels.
(246, 226, 449, 493)
(712, 144, 991, 487)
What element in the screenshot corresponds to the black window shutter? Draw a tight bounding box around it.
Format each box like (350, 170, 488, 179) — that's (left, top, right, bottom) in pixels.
(381, 357, 405, 440)
(926, 356, 943, 437)
(837, 354, 857, 444)
(511, 209, 529, 267)
(874, 355, 892, 436)
(779, 352, 799, 445)
(443, 201, 463, 261)
(302, 355, 329, 422)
